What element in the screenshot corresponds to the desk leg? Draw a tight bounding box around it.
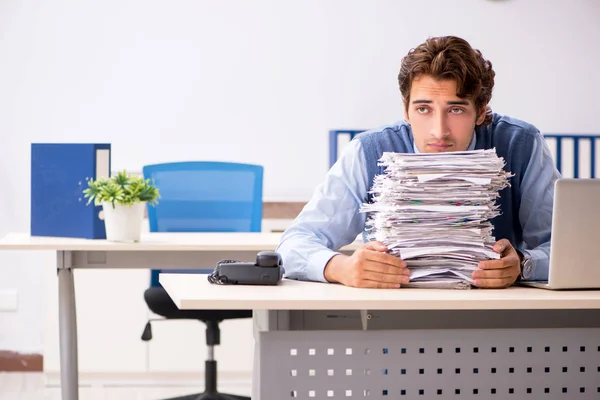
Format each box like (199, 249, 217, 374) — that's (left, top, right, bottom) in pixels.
(252, 312, 262, 400)
(252, 337, 260, 400)
(58, 260, 79, 400)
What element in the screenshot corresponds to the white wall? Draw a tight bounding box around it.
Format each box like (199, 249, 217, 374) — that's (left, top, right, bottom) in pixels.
(1, 0, 600, 353)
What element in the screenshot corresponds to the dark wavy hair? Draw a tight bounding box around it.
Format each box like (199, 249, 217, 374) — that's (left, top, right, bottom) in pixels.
(398, 36, 495, 126)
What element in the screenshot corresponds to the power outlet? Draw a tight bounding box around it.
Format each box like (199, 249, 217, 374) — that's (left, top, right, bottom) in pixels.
(0, 289, 18, 312)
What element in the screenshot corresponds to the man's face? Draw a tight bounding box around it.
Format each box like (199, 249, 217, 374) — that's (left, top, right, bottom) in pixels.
(404, 74, 486, 153)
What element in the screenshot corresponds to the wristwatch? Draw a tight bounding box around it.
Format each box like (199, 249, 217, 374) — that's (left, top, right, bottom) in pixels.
(518, 250, 533, 280)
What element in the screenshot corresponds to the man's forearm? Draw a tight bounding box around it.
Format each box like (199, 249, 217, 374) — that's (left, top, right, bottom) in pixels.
(276, 228, 342, 282)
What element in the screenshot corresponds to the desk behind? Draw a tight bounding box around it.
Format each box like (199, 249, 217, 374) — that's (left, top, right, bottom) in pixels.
(0, 231, 359, 400)
(0, 231, 361, 252)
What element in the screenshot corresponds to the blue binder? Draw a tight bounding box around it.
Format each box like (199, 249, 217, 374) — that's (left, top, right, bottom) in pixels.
(31, 143, 111, 239)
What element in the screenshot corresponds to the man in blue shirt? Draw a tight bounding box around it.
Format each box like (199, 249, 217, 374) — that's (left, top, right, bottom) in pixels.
(277, 36, 560, 289)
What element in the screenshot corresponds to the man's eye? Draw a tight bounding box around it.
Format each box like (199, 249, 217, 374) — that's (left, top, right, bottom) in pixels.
(416, 107, 429, 114)
(450, 108, 464, 114)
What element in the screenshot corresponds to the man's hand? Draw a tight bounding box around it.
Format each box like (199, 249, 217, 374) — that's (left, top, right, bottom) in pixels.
(324, 241, 410, 288)
(472, 239, 520, 288)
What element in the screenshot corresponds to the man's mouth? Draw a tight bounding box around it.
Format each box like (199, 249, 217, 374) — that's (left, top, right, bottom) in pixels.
(427, 142, 453, 150)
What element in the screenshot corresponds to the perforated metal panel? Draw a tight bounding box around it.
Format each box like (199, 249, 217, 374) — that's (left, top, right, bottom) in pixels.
(258, 328, 600, 399)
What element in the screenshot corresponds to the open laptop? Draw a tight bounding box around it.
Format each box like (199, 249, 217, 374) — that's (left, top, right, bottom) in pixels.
(520, 178, 600, 290)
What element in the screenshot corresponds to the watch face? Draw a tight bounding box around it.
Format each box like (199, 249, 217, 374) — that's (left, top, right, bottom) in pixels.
(521, 258, 533, 279)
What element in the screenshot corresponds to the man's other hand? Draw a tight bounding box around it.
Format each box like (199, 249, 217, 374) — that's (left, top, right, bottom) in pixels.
(324, 241, 410, 288)
(472, 239, 520, 288)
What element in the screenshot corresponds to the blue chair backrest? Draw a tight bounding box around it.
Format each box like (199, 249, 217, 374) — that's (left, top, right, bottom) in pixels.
(329, 130, 599, 178)
(142, 161, 264, 287)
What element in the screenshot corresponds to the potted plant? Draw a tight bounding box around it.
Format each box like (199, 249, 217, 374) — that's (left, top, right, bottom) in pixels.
(83, 171, 160, 242)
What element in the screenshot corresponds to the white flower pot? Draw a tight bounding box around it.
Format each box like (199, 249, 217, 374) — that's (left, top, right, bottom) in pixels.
(101, 202, 146, 242)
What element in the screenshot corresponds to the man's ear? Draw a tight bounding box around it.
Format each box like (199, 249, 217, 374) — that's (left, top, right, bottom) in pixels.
(476, 104, 487, 125)
(403, 102, 410, 123)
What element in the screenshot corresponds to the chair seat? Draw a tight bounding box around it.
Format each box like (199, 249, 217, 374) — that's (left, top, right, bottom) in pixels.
(144, 286, 252, 321)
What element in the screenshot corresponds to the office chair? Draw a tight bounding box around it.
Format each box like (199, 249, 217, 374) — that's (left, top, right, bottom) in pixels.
(140, 161, 263, 400)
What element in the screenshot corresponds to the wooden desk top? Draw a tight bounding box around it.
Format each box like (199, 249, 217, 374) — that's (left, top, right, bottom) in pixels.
(159, 273, 600, 311)
(0, 232, 361, 252)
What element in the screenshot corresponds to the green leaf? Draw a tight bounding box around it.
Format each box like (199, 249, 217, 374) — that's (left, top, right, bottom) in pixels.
(82, 170, 160, 207)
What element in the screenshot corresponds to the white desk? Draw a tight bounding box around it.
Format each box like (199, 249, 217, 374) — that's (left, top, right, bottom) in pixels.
(159, 274, 600, 311)
(0, 232, 360, 400)
(160, 274, 600, 400)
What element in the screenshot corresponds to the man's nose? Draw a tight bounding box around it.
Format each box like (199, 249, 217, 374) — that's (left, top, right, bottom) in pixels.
(431, 115, 450, 139)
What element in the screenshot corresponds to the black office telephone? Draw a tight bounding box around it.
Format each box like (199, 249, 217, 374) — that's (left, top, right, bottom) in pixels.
(207, 251, 285, 285)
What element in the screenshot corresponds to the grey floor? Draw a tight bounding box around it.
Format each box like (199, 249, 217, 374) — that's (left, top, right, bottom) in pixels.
(0, 373, 252, 400)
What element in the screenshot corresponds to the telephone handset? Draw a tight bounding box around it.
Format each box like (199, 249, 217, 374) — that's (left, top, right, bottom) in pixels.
(207, 251, 284, 285)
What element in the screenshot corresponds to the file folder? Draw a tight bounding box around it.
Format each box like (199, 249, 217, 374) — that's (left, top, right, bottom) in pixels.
(31, 143, 111, 239)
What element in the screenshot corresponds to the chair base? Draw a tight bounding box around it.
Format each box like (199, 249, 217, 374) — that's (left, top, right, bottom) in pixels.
(163, 393, 250, 400)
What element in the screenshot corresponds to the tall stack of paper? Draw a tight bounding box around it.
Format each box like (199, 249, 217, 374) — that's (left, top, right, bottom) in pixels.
(360, 149, 512, 289)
